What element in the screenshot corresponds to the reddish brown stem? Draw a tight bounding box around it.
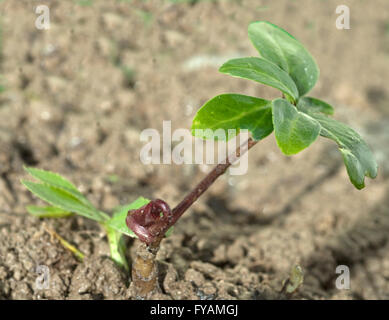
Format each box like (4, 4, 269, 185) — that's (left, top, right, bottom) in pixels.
(127, 137, 258, 246)
(127, 137, 258, 299)
(169, 137, 258, 227)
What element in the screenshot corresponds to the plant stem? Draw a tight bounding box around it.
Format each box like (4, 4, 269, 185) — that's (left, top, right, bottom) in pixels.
(169, 137, 258, 228)
(130, 242, 160, 299)
(103, 224, 129, 271)
(131, 137, 259, 246)
(148, 137, 258, 247)
(128, 137, 258, 299)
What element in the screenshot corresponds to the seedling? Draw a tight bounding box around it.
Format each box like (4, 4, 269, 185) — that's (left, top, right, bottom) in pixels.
(22, 21, 377, 299)
(20, 166, 142, 271)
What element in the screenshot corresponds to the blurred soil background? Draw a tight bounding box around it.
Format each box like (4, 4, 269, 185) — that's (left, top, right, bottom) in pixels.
(0, 0, 389, 299)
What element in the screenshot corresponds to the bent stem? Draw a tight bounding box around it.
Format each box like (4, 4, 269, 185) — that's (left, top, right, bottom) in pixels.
(128, 137, 258, 299)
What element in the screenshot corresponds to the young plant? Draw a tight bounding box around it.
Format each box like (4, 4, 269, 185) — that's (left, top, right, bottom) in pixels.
(22, 21, 377, 299)
(20, 167, 153, 271)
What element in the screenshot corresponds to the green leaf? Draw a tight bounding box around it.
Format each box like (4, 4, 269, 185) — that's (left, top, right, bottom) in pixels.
(219, 57, 299, 102)
(297, 97, 334, 115)
(24, 166, 78, 191)
(21, 180, 105, 222)
(26, 205, 74, 218)
(23, 167, 95, 209)
(191, 93, 273, 141)
(106, 197, 151, 237)
(248, 21, 319, 96)
(272, 98, 320, 155)
(103, 225, 129, 271)
(303, 111, 378, 189)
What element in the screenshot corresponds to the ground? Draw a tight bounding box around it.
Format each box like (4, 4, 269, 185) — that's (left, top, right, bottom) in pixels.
(0, 0, 389, 300)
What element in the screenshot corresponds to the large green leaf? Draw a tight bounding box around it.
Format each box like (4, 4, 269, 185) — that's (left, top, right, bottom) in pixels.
(191, 93, 273, 141)
(297, 97, 334, 115)
(219, 57, 299, 102)
(248, 21, 319, 96)
(21, 180, 105, 222)
(272, 98, 320, 155)
(106, 197, 150, 237)
(303, 111, 378, 189)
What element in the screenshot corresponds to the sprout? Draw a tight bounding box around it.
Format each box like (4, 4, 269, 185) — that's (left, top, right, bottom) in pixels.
(22, 21, 377, 300)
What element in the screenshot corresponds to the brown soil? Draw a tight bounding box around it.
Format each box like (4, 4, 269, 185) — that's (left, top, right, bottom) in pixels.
(1, 0, 389, 300)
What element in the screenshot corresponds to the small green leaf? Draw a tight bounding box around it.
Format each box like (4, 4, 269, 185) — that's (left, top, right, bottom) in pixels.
(191, 93, 273, 141)
(304, 111, 378, 189)
(103, 225, 129, 271)
(106, 197, 151, 237)
(248, 21, 319, 96)
(26, 205, 74, 218)
(297, 97, 334, 115)
(23, 167, 95, 209)
(24, 166, 79, 191)
(272, 98, 320, 155)
(21, 180, 105, 222)
(219, 57, 299, 102)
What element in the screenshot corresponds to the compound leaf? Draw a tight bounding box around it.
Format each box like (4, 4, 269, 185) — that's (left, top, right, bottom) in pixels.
(272, 98, 320, 155)
(192, 93, 273, 141)
(219, 57, 299, 102)
(248, 21, 319, 96)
